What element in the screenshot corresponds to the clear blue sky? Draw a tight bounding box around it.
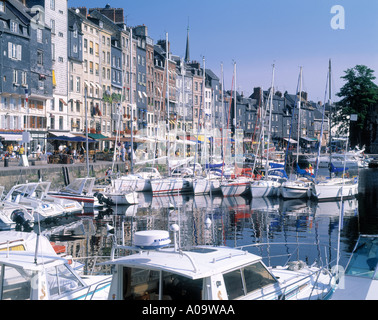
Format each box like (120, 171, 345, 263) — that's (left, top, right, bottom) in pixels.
(69, 0, 378, 103)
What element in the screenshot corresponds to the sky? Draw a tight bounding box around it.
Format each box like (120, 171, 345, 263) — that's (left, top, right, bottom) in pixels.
(68, 0, 378, 103)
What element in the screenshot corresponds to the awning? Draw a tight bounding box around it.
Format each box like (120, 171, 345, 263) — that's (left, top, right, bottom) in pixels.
(59, 98, 67, 106)
(49, 131, 76, 138)
(301, 137, 318, 142)
(0, 134, 23, 141)
(48, 131, 95, 142)
(283, 138, 297, 144)
(88, 133, 108, 140)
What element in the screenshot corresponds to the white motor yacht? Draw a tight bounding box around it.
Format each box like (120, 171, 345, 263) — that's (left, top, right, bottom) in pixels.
(103, 227, 334, 300)
(0, 234, 112, 300)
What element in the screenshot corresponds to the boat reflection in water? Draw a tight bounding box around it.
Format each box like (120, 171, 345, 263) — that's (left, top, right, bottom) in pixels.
(1, 187, 361, 300)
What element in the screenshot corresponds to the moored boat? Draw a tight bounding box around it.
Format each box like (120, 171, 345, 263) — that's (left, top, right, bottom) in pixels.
(331, 235, 378, 300)
(0, 233, 112, 300)
(103, 226, 334, 300)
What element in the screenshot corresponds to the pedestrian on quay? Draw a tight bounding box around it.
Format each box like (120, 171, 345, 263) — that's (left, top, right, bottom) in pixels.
(36, 144, 41, 160)
(121, 144, 126, 162)
(18, 144, 24, 166)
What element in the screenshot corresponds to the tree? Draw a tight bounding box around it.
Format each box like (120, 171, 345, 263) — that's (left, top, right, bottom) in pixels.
(335, 65, 378, 149)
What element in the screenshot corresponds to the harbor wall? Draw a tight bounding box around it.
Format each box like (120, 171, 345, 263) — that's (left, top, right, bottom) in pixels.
(0, 162, 126, 192)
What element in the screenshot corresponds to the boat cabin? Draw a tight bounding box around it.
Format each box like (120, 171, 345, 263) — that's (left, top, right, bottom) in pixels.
(105, 245, 280, 300)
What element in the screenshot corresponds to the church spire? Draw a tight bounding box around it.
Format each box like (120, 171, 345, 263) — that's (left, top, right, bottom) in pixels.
(185, 23, 190, 63)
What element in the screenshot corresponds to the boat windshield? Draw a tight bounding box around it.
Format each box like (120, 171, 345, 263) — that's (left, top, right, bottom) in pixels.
(223, 261, 277, 299)
(345, 237, 378, 279)
(61, 180, 84, 194)
(0, 265, 35, 300)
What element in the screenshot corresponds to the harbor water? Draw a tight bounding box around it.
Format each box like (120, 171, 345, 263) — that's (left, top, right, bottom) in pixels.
(6, 167, 374, 280)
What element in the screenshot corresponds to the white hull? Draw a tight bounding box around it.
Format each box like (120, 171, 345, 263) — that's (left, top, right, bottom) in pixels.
(113, 175, 152, 192)
(250, 180, 281, 198)
(105, 191, 139, 205)
(221, 179, 250, 197)
(193, 178, 221, 194)
(151, 178, 193, 195)
(281, 180, 315, 199)
(314, 179, 358, 201)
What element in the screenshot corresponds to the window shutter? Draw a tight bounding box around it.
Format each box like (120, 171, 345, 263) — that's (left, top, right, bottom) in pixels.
(17, 45, 22, 60)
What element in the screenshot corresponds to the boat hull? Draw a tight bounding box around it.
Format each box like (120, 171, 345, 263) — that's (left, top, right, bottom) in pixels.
(314, 181, 358, 201)
(221, 180, 250, 197)
(193, 178, 221, 194)
(113, 176, 152, 192)
(151, 178, 193, 195)
(105, 192, 139, 205)
(280, 181, 315, 199)
(250, 180, 281, 198)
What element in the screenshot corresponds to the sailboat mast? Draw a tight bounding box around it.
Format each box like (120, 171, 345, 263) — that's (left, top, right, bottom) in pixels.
(233, 61, 237, 169)
(166, 32, 170, 176)
(265, 64, 275, 176)
(296, 66, 303, 168)
(130, 28, 134, 174)
(220, 62, 225, 181)
(328, 59, 333, 178)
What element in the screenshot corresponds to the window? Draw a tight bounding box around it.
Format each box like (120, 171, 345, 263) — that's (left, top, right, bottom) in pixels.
(84, 60, 88, 73)
(51, 43, 55, 61)
(0, 1, 5, 13)
(95, 63, 99, 76)
(8, 43, 22, 60)
(69, 75, 73, 92)
(12, 70, 18, 84)
(59, 99, 63, 111)
(73, 44, 78, 53)
(243, 262, 276, 293)
(76, 101, 80, 113)
(73, 29, 78, 38)
(95, 43, 99, 56)
(21, 71, 27, 85)
(37, 50, 43, 65)
(11, 21, 18, 33)
(84, 39, 87, 52)
(1, 265, 33, 300)
(59, 116, 63, 130)
(76, 77, 81, 93)
(37, 28, 43, 43)
(89, 61, 93, 74)
(50, 0, 55, 10)
(89, 41, 93, 54)
(50, 19, 55, 34)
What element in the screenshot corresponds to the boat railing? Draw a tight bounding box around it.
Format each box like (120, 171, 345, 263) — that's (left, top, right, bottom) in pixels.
(236, 242, 337, 300)
(83, 278, 113, 300)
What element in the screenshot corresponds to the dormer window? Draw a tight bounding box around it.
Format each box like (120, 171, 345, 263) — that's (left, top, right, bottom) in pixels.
(0, 2, 5, 13)
(11, 21, 18, 33)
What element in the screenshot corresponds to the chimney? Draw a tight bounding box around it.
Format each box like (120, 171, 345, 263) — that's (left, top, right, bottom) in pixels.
(251, 87, 262, 100)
